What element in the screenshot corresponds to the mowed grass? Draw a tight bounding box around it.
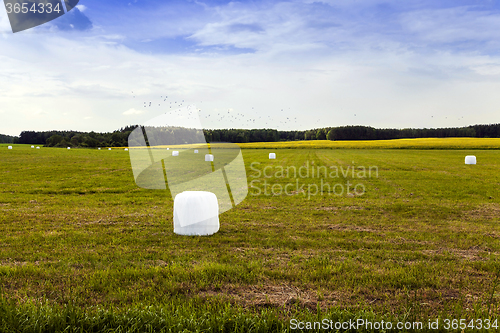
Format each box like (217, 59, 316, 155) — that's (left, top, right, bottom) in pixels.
(0, 142, 499, 332)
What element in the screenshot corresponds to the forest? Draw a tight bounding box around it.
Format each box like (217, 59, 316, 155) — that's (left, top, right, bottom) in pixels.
(0, 133, 15, 144)
(5, 123, 500, 147)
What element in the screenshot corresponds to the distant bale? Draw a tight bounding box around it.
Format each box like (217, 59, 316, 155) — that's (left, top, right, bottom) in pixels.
(36, 147, 40, 149)
(205, 154, 214, 162)
(124, 148, 129, 151)
(172, 151, 179, 156)
(194, 150, 199, 153)
(269, 153, 276, 159)
(108, 148, 111, 150)
(31, 146, 34, 148)
(465, 155, 476, 165)
(8, 146, 12, 149)
(67, 147, 71, 150)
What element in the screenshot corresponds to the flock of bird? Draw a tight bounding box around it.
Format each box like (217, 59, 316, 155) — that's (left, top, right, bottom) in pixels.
(131, 92, 302, 128)
(131, 91, 466, 128)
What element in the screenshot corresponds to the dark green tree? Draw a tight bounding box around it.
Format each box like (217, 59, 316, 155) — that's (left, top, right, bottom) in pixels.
(46, 134, 63, 147)
(316, 129, 326, 140)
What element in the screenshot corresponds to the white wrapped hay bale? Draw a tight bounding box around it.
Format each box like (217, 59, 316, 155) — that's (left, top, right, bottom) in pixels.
(465, 155, 476, 165)
(31, 146, 34, 148)
(108, 148, 112, 151)
(8, 146, 12, 149)
(167, 148, 169, 150)
(194, 150, 198, 153)
(125, 148, 129, 151)
(205, 154, 214, 162)
(67, 147, 71, 150)
(269, 153, 276, 159)
(172, 151, 179, 156)
(98, 148, 101, 150)
(36, 147, 40, 149)
(173, 191, 219, 236)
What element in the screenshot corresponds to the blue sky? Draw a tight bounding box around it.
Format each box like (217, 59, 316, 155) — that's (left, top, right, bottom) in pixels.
(1, 0, 500, 136)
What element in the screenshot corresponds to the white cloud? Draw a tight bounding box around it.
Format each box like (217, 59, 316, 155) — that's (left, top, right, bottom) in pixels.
(75, 5, 87, 12)
(472, 64, 500, 76)
(399, 6, 500, 49)
(123, 108, 144, 115)
(0, 4, 12, 33)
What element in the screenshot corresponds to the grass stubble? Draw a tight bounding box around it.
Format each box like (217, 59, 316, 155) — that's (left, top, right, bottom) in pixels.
(0, 140, 499, 332)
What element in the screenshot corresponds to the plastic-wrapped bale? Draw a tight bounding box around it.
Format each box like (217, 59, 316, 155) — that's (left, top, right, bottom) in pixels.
(7, 146, 12, 149)
(172, 151, 179, 156)
(98, 148, 101, 150)
(269, 153, 276, 159)
(173, 191, 219, 236)
(465, 155, 476, 165)
(36, 147, 40, 149)
(194, 150, 199, 153)
(167, 148, 169, 150)
(108, 148, 112, 151)
(31, 146, 34, 148)
(67, 147, 71, 150)
(125, 148, 129, 151)
(205, 154, 214, 162)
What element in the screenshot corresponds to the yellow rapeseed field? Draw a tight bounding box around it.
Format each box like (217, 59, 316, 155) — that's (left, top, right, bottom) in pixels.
(237, 137, 500, 149)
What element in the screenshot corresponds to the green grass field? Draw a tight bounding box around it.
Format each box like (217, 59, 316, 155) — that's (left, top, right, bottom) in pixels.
(0, 141, 499, 332)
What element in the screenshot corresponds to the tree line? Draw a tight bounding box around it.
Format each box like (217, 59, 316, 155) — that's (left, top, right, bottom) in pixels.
(14, 126, 138, 148)
(0, 134, 15, 144)
(205, 124, 500, 142)
(6, 123, 500, 147)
